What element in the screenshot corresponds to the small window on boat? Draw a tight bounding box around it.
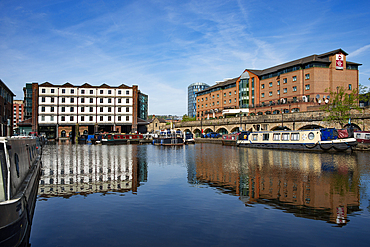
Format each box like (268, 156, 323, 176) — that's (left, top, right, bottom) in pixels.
(14, 153, 20, 178)
(263, 133, 269, 141)
(273, 133, 280, 141)
(356, 133, 361, 138)
(108, 135, 112, 139)
(308, 132, 315, 140)
(365, 134, 370, 140)
(291, 133, 300, 141)
(252, 134, 258, 141)
(282, 133, 290, 141)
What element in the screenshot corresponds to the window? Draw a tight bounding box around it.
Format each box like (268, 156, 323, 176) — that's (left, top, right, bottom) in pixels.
(224, 93, 226, 97)
(263, 134, 269, 141)
(62, 89, 65, 94)
(61, 116, 65, 121)
(51, 107, 54, 112)
(42, 97, 45, 102)
(89, 107, 93, 112)
(252, 134, 258, 141)
(283, 78, 287, 84)
(217, 94, 219, 98)
(293, 76, 297, 82)
(217, 101, 219, 105)
(305, 74, 310, 80)
(41, 107, 45, 112)
(89, 116, 93, 121)
(70, 116, 74, 121)
(90, 90, 93, 94)
(108, 90, 112, 94)
(305, 84, 310, 90)
(51, 97, 54, 103)
(71, 98, 74, 103)
(81, 107, 84, 112)
(126, 90, 129, 95)
(126, 116, 129, 121)
(118, 99, 121, 103)
(283, 88, 287, 93)
(224, 100, 226, 104)
(229, 99, 231, 103)
(70, 107, 74, 112)
(277, 90, 280, 95)
(81, 98, 85, 103)
(291, 133, 300, 141)
(235, 90, 237, 95)
(100, 90, 103, 94)
(81, 116, 85, 121)
(273, 133, 280, 141)
(100, 107, 103, 112)
(100, 98, 103, 103)
(308, 132, 315, 140)
(42, 89, 46, 93)
(277, 80, 280, 86)
(201, 98, 203, 101)
(269, 91, 272, 96)
(261, 84, 265, 89)
(90, 98, 93, 103)
(126, 99, 129, 103)
(100, 116, 103, 121)
(126, 107, 129, 112)
(61, 107, 65, 112)
(269, 82, 272, 87)
(293, 86, 297, 92)
(81, 89, 85, 94)
(197, 99, 199, 102)
(213, 95, 215, 99)
(118, 90, 121, 95)
(205, 104, 207, 107)
(229, 92, 231, 96)
(71, 89, 74, 94)
(108, 107, 111, 112)
(118, 116, 121, 121)
(213, 102, 215, 106)
(62, 98, 65, 103)
(50, 116, 54, 121)
(118, 108, 121, 112)
(262, 93, 265, 98)
(349, 84, 352, 90)
(108, 99, 112, 103)
(282, 133, 289, 141)
(108, 116, 111, 121)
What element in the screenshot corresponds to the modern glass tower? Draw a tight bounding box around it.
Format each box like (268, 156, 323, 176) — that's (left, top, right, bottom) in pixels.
(188, 82, 209, 117)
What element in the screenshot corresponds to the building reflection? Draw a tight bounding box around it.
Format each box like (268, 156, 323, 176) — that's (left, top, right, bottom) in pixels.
(38, 144, 147, 198)
(192, 146, 360, 226)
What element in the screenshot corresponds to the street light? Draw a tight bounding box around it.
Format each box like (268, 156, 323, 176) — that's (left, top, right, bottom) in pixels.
(239, 110, 242, 132)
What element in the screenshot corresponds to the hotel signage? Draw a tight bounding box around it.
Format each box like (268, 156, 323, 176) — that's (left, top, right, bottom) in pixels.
(336, 54, 344, 70)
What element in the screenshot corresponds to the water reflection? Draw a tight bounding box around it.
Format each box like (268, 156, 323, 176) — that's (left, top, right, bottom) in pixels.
(39, 144, 147, 198)
(192, 145, 360, 226)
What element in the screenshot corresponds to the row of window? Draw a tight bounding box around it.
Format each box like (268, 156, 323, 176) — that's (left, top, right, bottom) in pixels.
(261, 85, 310, 97)
(252, 132, 314, 141)
(40, 106, 131, 113)
(41, 88, 131, 95)
(261, 74, 310, 89)
(40, 115, 130, 122)
(198, 98, 237, 108)
(197, 91, 237, 102)
(41, 97, 130, 104)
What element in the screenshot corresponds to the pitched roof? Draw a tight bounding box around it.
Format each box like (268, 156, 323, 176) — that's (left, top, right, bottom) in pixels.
(197, 77, 239, 94)
(80, 83, 93, 88)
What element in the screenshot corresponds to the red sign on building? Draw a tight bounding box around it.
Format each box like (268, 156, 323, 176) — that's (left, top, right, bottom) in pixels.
(336, 54, 344, 70)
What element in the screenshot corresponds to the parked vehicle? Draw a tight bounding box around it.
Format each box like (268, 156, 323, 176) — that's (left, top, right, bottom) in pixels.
(206, 132, 221, 138)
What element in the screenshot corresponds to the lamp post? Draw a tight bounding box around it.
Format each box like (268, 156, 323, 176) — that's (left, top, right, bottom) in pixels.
(239, 110, 242, 132)
(281, 109, 284, 127)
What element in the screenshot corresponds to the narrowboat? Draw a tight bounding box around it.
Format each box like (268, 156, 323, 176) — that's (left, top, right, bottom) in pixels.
(184, 132, 195, 144)
(237, 128, 357, 151)
(222, 133, 239, 146)
(152, 129, 184, 146)
(0, 136, 42, 246)
(101, 133, 144, 145)
(354, 131, 370, 144)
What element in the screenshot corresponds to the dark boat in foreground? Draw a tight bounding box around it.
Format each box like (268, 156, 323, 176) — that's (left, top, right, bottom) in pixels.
(0, 136, 42, 246)
(237, 128, 357, 151)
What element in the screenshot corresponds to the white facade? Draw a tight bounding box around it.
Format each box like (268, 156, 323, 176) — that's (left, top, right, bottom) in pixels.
(38, 85, 134, 126)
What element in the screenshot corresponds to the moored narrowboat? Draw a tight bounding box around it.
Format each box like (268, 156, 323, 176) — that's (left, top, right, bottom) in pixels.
(222, 133, 239, 146)
(354, 131, 370, 144)
(237, 128, 357, 151)
(152, 129, 184, 146)
(101, 133, 144, 145)
(184, 132, 195, 144)
(0, 136, 42, 246)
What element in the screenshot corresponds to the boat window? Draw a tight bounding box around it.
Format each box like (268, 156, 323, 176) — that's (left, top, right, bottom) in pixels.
(356, 133, 361, 138)
(0, 147, 7, 202)
(366, 134, 370, 140)
(291, 133, 300, 141)
(108, 135, 112, 139)
(14, 153, 20, 178)
(263, 134, 269, 141)
(273, 133, 280, 141)
(29, 146, 32, 161)
(252, 134, 258, 141)
(282, 133, 290, 141)
(308, 132, 315, 140)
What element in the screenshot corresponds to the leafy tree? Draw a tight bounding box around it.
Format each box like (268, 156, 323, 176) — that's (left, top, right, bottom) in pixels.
(321, 86, 360, 128)
(182, 114, 196, 122)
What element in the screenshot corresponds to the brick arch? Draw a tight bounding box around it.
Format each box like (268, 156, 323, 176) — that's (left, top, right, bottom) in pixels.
(216, 127, 228, 134)
(298, 124, 324, 130)
(204, 128, 213, 134)
(183, 128, 192, 134)
(230, 127, 239, 133)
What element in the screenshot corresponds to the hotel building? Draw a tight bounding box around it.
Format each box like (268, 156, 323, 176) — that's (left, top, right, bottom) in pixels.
(31, 82, 148, 140)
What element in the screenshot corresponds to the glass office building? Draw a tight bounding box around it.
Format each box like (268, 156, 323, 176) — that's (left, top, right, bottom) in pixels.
(188, 82, 209, 117)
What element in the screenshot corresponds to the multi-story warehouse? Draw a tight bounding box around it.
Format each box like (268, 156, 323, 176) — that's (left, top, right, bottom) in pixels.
(188, 82, 209, 117)
(13, 100, 24, 134)
(241, 49, 361, 115)
(196, 49, 360, 120)
(0, 79, 15, 136)
(195, 78, 241, 120)
(31, 82, 148, 140)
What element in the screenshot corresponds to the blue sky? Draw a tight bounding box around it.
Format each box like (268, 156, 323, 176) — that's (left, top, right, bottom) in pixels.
(1, 0, 369, 115)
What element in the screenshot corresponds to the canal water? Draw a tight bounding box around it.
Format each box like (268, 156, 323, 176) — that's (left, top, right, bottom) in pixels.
(31, 143, 370, 246)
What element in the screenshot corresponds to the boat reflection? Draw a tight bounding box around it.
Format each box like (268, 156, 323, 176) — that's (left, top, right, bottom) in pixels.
(38, 144, 147, 198)
(191, 145, 360, 226)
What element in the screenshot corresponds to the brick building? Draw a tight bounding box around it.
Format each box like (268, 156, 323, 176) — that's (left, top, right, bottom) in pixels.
(13, 100, 24, 134)
(0, 79, 15, 136)
(29, 82, 148, 140)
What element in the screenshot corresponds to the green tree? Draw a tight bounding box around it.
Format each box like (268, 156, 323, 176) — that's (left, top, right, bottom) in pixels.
(321, 86, 360, 128)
